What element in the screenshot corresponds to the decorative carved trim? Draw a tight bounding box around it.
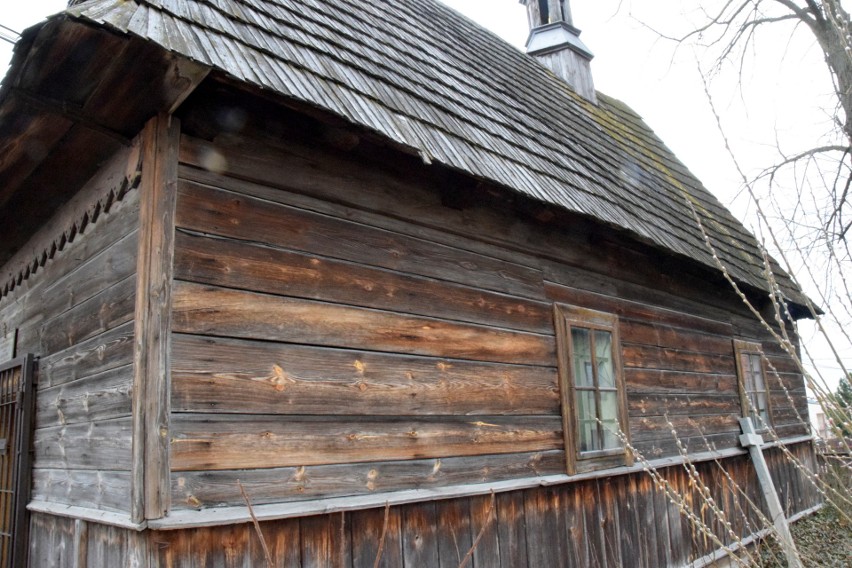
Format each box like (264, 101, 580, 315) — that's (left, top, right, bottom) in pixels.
(0, 143, 142, 300)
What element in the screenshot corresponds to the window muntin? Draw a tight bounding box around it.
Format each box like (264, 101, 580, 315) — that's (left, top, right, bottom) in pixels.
(734, 340, 772, 428)
(555, 304, 631, 474)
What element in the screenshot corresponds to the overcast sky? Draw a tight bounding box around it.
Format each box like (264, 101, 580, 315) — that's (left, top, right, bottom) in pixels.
(1, 1, 848, 391)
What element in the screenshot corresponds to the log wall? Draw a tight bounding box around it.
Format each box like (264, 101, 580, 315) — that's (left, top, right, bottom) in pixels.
(170, 119, 809, 510)
(0, 145, 140, 515)
(26, 442, 821, 567)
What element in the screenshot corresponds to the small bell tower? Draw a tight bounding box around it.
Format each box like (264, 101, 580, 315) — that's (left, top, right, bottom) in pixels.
(520, 0, 596, 103)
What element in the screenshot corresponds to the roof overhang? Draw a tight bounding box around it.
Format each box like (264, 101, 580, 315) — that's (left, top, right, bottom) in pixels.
(0, 16, 208, 265)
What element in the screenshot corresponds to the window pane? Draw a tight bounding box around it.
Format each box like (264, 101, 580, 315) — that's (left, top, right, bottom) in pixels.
(601, 420, 621, 449)
(595, 330, 615, 388)
(750, 355, 765, 390)
(577, 391, 600, 452)
(572, 328, 593, 387)
(600, 391, 618, 422)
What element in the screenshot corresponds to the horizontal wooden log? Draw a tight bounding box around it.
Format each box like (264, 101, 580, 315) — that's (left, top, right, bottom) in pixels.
(36, 364, 133, 429)
(545, 281, 733, 337)
(628, 393, 740, 417)
(171, 282, 555, 366)
(176, 180, 545, 300)
(171, 451, 565, 509)
(623, 344, 736, 375)
(39, 229, 138, 321)
(170, 415, 563, 471)
(630, 413, 741, 443)
(625, 369, 738, 395)
(631, 432, 741, 460)
(38, 321, 134, 389)
(620, 319, 732, 355)
(172, 334, 559, 416)
(37, 275, 135, 355)
(33, 417, 133, 470)
(31, 468, 132, 514)
(174, 230, 552, 334)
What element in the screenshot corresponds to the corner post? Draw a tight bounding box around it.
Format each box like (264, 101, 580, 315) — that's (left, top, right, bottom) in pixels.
(738, 417, 802, 568)
(132, 113, 180, 523)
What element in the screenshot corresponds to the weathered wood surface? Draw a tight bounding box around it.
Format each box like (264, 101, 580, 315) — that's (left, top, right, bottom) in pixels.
(0, 146, 140, 517)
(171, 334, 559, 417)
(172, 281, 554, 366)
(31, 469, 133, 514)
(174, 230, 553, 334)
(36, 364, 133, 428)
(175, 179, 545, 300)
(33, 418, 133, 471)
(122, 441, 823, 567)
(171, 415, 562, 471)
(171, 451, 564, 509)
(132, 113, 180, 521)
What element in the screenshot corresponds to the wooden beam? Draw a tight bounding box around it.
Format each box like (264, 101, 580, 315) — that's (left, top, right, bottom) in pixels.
(131, 113, 180, 522)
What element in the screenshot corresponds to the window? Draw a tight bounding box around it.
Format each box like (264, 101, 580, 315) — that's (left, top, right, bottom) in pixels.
(733, 340, 772, 429)
(554, 304, 631, 474)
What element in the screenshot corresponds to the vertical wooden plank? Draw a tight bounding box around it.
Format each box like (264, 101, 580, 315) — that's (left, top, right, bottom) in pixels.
(351, 505, 403, 568)
(563, 480, 590, 568)
(436, 498, 472, 568)
(73, 519, 88, 568)
(598, 478, 621, 568)
(131, 113, 180, 522)
(495, 491, 527, 568)
(469, 494, 499, 568)
(267, 518, 302, 567)
(402, 502, 439, 568)
(523, 487, 565, 567)
(581, 481, 606, 568)
(302, 515, 333, 568)
(651, 471, 673, 568)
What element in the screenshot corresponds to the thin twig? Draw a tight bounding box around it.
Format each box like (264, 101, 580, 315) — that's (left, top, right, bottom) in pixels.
(239, 480, 274, 567)
(458, 491, 496, 568)
(373, 502, 391, 568)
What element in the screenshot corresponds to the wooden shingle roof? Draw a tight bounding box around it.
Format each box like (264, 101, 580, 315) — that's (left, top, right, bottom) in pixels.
(5, 0, 808, 307)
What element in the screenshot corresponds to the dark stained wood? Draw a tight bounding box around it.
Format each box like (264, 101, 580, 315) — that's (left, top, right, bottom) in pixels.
(495, 491, 527, 568)
(545, 281, 734, 337)
(171, 452, 564, 509)
(402, 502, 440, 567)
(300, 513, 351, 568)
(468, 493, 500, 568)
(174, 230, 553, 334)
(628, 393, 740, 417)
(175, 179, 545, 300)
(622, 344, 736, 375)
(171, 334, 559, 417)
(171, 281, 555, 366)
(436, 498, 472, 568)
(350, 506, 404, 568)
(523, 487, 563, 567)
(170, 415, 563, 471)
(625, 369, 737, 395)
(132, 113, 180, 522)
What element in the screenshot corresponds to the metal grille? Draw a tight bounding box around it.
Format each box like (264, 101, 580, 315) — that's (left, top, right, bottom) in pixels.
(0, 355, 34, 568)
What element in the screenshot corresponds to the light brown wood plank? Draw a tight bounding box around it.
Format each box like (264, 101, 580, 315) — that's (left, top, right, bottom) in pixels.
(171, 282, 555, 366)
(170, 415, 563, 471)
(171, 334, 559, 416)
